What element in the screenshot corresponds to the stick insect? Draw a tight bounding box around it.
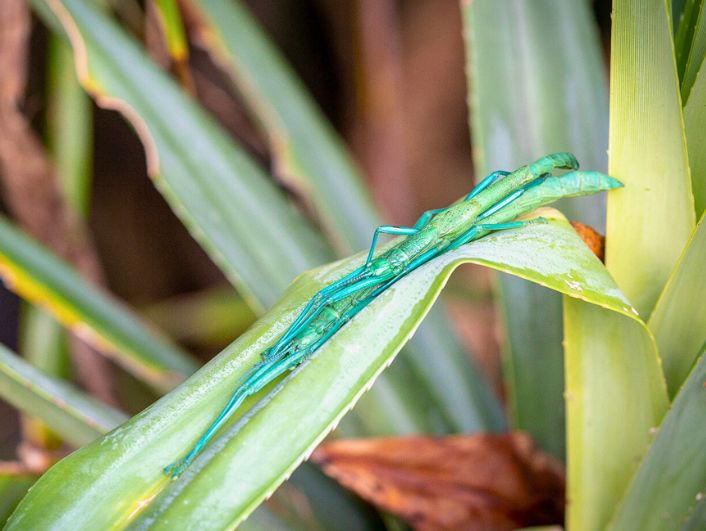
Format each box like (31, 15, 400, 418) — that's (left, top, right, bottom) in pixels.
(164, 152, 622, 478)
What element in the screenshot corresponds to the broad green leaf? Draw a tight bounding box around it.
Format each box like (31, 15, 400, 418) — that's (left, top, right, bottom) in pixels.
(0, 344, 127, 447)
(0, 216, 198, 390)
(649, 213, 706, 393)
(7, 215, 639, 530)
(681, 1, 706, 102)
(607, 344, 706, 530)
(0, 473, 37, 524)
(564, 299, 668, 531)
(46, 0, 504, 436)
(684, 58, 706, 217)
(464, 0, 609, 459)
(44, 0, 331, 312)
(607, 0, 695, 317)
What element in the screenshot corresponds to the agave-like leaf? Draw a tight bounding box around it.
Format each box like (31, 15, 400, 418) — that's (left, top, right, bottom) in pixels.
(7, 214, 643, 530)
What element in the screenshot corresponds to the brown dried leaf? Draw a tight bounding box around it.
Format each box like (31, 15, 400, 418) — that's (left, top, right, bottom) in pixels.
(570, 220, 605, 262)
(312, 432, 564, 531)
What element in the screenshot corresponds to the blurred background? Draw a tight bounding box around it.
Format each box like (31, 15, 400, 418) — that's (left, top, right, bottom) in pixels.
(0, 0, 610, 464)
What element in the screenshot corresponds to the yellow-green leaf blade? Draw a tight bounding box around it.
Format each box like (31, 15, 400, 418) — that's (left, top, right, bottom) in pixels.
(607, 344, 706, 530)
(607, 0, 695, 317)
(46, 0, 331, 312)
(6, 216, 640, 530)
(0, 216, 198, 390)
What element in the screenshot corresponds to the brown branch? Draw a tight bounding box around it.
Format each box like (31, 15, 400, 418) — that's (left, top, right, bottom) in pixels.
(0, 0, 117, 405)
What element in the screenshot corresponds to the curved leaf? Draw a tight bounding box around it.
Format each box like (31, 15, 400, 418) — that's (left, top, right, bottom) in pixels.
(0, 344, 126, 447)
(44, 0, 330, 312)
(0, 217, 198, 391)
(7, 214, 641, 530)
(607, 344, 706, 530)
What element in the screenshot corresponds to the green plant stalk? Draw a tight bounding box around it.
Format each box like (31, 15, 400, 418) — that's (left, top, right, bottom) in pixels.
(564, 299, 668, 531)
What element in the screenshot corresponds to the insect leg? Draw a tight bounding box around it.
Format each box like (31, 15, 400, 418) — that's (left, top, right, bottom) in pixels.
(164, 360, 275, 478)
(413, 208, 446, 230)
(465, 170, 510, 201)
(365, 225, 419, 265)
(267, 265, 369, 358)
(475, 217, 548, 232)
(476, 187, 525, 220)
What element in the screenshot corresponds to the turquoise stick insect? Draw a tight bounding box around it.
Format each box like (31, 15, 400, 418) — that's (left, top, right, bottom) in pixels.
(164, 152, 622, 478)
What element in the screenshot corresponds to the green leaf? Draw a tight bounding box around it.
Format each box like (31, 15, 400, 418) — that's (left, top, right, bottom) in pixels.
(44, 0, 331, 312)
(6, 216, 638, 530)
(680, 1, 706, 102)
(0, 216, 198, 391)
(684, 56, 706, 217)
(606, 0, 695, 317)
(649, 213, 706, 393)
(463, 0, 609, 459)
(564, 299, 668, 531)
(606, 344, 706, 530)
(0, 343, 127, 447)
(675, 0, 703, 82)
(0, 472, 37, 525)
